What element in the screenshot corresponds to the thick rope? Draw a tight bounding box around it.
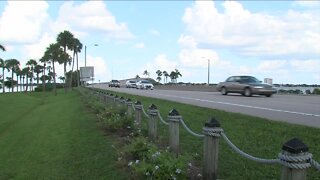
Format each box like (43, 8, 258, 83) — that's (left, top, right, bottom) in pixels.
(202, 127, 223, 137)
(157, 112, 169, 126)
(278, 153, 312, 169)
(180, 118, 204, 138)
(221, 132, 279, 164)
(311, 159, 320, 171)
(131, 104, 136, 111)
(141, 106, 149, 118)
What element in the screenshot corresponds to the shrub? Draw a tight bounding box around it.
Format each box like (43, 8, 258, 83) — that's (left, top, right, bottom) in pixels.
(313, 88, 320, 95)
(98, 106, 133, 131)
(121, 136, 192, 180)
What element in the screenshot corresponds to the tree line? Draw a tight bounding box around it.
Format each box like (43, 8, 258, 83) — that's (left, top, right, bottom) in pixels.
(140, 69, 182, 84)
(0, 30, 82, 95)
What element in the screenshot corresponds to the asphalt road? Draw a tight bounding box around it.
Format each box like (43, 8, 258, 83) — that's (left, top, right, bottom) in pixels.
(92, 84, 320, 128)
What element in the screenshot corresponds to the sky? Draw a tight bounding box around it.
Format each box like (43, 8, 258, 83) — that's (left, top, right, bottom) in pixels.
(0, 0, 319, 85)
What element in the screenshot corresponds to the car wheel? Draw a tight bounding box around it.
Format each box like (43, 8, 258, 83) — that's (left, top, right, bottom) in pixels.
(221, 87, 228, 95)
(265, 94, 272, 97)
(244, 88, 252, 97)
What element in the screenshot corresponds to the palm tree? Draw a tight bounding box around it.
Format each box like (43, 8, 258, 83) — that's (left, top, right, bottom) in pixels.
(0, 45, 6, 93)
(26, 59, 37, 91)
(15, 67, 22, 92)
(21, 67, 30, 92)
(163, 71, 169, 84)
(169, 69, 182, 83)
(34, 64, 43, 89)
(156, 70, 162, 83)
(0, 44, 5, 52)
(69, 37, 82, 89)
(5, 59, 20, 92)
(143, 70, 150, 78)
(43, 43, 69, 96)
(59, 76, 65, 83)
(0, 58, 8, 93)
(56, 30, 74, 92)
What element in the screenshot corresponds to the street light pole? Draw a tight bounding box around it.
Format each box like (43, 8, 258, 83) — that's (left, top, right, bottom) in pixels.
(208, 59, 210, 86)
(84, 45, 87, 67)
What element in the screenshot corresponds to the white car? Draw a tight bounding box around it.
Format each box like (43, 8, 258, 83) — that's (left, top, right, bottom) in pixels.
(126, 80, 137, 88)
(136, 80, 154, 90)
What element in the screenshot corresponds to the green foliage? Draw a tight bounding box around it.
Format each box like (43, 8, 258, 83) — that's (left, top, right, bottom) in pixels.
(313, 88, 320, 95)
(121, 136, 191, 180)
(34, 83, 64, 92)
(98, 106, 133, 131)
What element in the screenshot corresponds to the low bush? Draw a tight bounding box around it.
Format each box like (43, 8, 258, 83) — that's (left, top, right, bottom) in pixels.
(117, 136, 197, 180)
(313, 88, 320, 95)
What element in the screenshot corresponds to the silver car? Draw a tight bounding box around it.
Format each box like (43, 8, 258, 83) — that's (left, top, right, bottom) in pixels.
(126, 80, 137, 88)
(216, 76, 277, 97)
(136, 80, 154, 90)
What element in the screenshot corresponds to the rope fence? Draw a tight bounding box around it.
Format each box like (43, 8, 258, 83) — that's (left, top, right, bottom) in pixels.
(84, 87, 320, 179)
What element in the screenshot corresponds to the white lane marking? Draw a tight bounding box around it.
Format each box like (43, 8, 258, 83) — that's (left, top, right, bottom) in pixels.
(140, 91, 320, 118)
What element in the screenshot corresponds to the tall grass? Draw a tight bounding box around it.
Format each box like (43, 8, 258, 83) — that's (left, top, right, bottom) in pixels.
(0, 90, 129, 179)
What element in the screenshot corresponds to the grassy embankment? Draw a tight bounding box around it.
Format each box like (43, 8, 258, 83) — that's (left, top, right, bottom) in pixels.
(0, 90, 129, 179)
(100, 88, 320, 179)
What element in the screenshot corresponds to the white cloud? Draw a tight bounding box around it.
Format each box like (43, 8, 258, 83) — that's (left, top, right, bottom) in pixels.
(22, 33, 56, 61)
(134, 43, 145, 49)
(290, 59, 320, 72)
(84, 55, 111, 82)
(179, 48, 219, 68)
(56, 1, 133, 40)
(257, 60, 287, 72)
(178, 35, 197, 49)
(292, 1, 320, 8)
(150, 29, 160, 36)
(0, 1, 49, 44)
(182, 1, 320, 58)
(146, 54, 178, 72)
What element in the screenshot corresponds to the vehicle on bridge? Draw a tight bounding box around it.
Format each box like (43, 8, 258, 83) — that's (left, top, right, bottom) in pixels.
(136, 80, 154, 90)
(109, 80, 120, 88)
(126, 80, 137, 88)
(217, 76, 277, 97)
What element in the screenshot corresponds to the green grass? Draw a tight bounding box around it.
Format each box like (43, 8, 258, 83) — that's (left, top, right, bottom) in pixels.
(99, 88, 320, 180)
(0, 90, 129, 180)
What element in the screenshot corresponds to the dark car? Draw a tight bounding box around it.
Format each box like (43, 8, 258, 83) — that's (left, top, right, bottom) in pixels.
(216, 76, 277, 97)
(109, 80, 120, 88)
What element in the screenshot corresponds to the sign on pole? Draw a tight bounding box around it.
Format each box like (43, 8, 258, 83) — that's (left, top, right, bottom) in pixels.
(80, 66, 94, 82)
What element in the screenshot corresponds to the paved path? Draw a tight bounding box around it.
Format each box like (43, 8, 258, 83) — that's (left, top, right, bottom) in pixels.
(92, 84, 320, 128)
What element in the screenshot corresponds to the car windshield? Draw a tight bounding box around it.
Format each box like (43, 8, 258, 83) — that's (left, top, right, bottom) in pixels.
(112, 80, 119, 82)
(141, 81, 150, 84)
(129, 81, 136, 83)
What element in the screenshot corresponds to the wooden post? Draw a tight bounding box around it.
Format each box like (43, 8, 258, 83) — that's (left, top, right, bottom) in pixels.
(134, 101, 142, 127)
(119, 97, 125, 106)
(114, 95, 119, 106)
(126, 98, 133, 118)
(168, 109, 181, 156)
(148, 104, 158, 141)
(203, 117, 222, 180)
(280, 138, 310, 180)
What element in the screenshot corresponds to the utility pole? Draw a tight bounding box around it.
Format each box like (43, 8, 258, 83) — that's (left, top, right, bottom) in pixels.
(208, 59, 210, 86)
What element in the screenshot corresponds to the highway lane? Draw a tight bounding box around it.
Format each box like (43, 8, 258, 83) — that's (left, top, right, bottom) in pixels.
(92, 84, 320, 128)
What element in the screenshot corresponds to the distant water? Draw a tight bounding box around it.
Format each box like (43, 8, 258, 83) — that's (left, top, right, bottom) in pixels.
(0, 85, 37, 94)
(275, 86, 317, 94)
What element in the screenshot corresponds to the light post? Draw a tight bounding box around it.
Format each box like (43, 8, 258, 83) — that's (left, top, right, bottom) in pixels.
(84, 44, 98, 67)
(202, 57, 211, 86)
(207, 59, 210, 86)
